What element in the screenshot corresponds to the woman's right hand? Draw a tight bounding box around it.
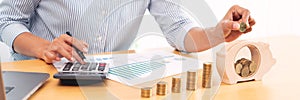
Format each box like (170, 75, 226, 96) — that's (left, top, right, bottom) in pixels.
(39, 34, 88, 64)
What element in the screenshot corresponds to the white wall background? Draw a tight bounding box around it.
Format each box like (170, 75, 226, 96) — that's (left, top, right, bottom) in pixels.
(205, 0, 300, 39)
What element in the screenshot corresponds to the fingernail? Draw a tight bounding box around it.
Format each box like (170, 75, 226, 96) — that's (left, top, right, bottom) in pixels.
(83, 48, 88, 52)
(56, 57, 61, 61)
(233, 23, 240, 29)
(70, 57, 75, 62)
(246, 23, 250, 28)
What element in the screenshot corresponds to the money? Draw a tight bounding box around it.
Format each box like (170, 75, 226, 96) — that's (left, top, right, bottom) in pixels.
(235, 58, 257, 77)
(186, 70, 197, 91)
(202, 62, 212, 88)
(235, 63, 243, 74)
(172, 76, 181, 93)
(239, 22, 247, 32)
(141, 87, 152, 98)
(156, 81, 167, 96)
(249, 61, 257, 74)
(241, 65, 250, 77)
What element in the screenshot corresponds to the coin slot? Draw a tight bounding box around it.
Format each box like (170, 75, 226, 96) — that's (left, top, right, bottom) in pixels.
(234, 45, 260, 78)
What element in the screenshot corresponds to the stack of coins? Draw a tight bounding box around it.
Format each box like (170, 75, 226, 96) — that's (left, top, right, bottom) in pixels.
(186, 70, 197, 91)
(234, 58, 257, 77)
(202, 62, 212, 88)
(141, 87, 152, 98)
(172, 76, 181, 93)
(239, 22, 247, 32)
(156, 81, 167, 96)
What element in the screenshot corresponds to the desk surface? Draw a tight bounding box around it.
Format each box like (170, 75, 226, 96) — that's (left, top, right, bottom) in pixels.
(2, 36, 300, 100)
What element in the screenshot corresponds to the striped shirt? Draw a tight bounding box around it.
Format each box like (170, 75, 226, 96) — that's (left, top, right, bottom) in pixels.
(0, 0, 198, 61)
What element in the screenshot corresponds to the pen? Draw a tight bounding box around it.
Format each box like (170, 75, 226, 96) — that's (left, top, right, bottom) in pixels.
(66, 31, 86, 60)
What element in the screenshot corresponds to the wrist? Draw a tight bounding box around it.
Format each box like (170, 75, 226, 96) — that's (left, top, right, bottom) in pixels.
(35, 41, 50, 59)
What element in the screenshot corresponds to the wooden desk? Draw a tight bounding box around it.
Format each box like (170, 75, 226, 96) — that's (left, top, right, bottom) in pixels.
(2, 36, 300, 100)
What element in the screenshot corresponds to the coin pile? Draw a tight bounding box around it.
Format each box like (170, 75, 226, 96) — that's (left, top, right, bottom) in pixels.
(156, 81, 167, 96)
(202, 62, 212, 88)
(171, 76, 181, 93)
(235, 58, 257, 77)
(186, 70, 197, 91)
(239, 22, 247, 32)
(141, 87, 152, 98)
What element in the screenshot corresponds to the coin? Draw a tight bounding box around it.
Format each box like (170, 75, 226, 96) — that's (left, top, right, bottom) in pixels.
(236, 58, 245, 64)
(239, 22, 247, 32)
(202, 62, 212, 88)
(187, 70, 197, 91)
(235, 58, 257, 77)
(172, 76, 181, 93)
(239, 58, 249, 65)
(241, 65, 250, 77)
(235, 63, 243, 74)
(141, 87, 152, 98)
(249, 61, 257, 73)
(156, 81, 167, 96)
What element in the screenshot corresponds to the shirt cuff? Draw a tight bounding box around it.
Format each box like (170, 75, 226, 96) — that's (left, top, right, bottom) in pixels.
(175, 22, 200, 52)
(1, 23, 30, 52)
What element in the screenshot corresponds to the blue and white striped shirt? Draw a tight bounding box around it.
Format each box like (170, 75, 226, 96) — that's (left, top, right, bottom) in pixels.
(0, 0, 198, 60)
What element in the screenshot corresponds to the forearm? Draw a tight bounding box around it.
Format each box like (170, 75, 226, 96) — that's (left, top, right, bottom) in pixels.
(184, 26, 224, 52)
(13, 32, 50, 59)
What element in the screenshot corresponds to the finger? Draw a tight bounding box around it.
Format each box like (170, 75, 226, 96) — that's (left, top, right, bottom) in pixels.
(80, 40, 89, 53)
(233, 5, 251, 28)
(241, 10, 250, 28)
(81, 40, 89, 48)
(60, 41, 73, 52)
(225, 32, 243, 42)
(57, 49, 74, 62)
(43, 52, 59, 63)
(71, 49, 86, 64)
(72, 40, 89, 53)
(248, 17, 256, 26)
(51, 42, 74, 62)
(232, 11, 241, 21)
(244, 27, 253, 33)
(223, 20, 240, 31)
(61, 34, 88, 53)
(53, 36, 73, 52)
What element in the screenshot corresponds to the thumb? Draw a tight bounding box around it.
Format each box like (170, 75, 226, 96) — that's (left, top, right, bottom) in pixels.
(222, 20, 240, 30)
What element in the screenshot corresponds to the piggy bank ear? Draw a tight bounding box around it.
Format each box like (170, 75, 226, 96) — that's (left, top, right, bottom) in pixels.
(258, 42, 270, 48)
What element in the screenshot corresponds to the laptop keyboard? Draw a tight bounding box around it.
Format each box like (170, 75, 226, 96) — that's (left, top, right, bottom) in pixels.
(5, 86, 14, 94)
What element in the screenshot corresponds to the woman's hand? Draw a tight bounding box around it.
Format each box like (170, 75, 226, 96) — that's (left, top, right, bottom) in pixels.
(218, 5, 256, 42)
(39, 34, 88, 64)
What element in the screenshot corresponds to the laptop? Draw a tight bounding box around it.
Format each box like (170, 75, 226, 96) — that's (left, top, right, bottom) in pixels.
(0, 60, 49, 100)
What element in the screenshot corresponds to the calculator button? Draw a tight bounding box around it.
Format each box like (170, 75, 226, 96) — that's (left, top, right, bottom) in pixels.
(74, 63, 81, 68)
(72, 63, 81, 71)
(72, 67, 80, 71)
(100, 63, 106, 67)
(63, 62, 73, 71)
(81, 63, 90, 71)
(89, 63, 98, 71)
(98, 67, 105, 71)
(98, 63, 106, 71)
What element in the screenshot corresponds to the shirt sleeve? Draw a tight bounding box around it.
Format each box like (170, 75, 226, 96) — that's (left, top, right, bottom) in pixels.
(148, 0, 200, 51)
(0, 0, 40, 52)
